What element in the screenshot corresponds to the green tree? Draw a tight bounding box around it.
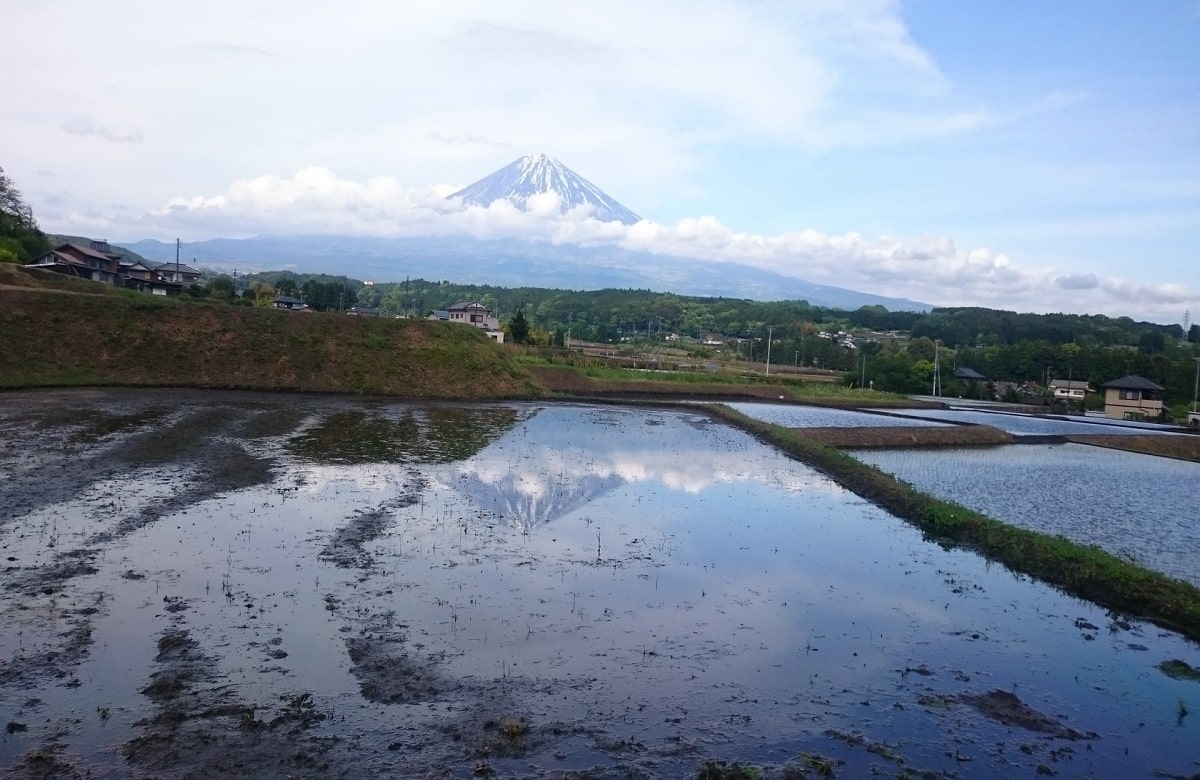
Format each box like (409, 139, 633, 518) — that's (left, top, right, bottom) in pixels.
(0, 165, 52, 261)
(205, 275, 236, 300)
(507, 308, 530, 345)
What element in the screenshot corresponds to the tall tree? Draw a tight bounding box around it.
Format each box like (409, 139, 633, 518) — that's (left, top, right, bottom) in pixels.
(507, 308, 530, 345)
(0, 165, 52, 262)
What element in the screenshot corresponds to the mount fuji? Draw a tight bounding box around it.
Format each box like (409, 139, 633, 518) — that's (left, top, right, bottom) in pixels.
(449, 154, 641, 225)
(123, 155, 934, 311)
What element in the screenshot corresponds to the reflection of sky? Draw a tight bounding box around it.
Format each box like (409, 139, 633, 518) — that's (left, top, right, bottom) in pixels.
(884, 407, 1179, 436)
(726, 402, 952, 428)
(443, 406, 841, 529)
(853, 443, 1200, 585)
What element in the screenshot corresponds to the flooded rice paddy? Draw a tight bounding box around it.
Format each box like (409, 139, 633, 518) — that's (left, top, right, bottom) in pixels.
(724, 402, 951, 429)
(1, 389, 1198, 778)
(882, 407, 1182, 436)
(852, 443, 1200, 587)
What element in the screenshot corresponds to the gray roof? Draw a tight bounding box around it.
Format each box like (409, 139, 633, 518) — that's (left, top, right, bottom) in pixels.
(1101, 374, 1164, 391)
(1049, 380, 1091, 390)
(153, 262, 200, 275)
(953, 366, 986, 380)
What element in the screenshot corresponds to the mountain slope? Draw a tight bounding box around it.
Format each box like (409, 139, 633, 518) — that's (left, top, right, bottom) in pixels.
(449, 154, 641, 225)
(125, 234, 933, 311)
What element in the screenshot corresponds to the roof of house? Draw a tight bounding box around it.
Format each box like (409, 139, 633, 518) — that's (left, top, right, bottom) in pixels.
(447, 300, 490, 312)
(1101, 374, 1164, 391)
(1049, 379, 1091, 390)
(428, 310, 449, 320)
(953, 367, 986, 380)
(274, 295, 306, 306)
(153, 262, 200, 275)
(58, 242, 119, 263)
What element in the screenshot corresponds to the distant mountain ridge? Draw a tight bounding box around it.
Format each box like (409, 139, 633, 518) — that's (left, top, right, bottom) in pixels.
(449, 154, 641, 225)
(119, 154, 932, 311)
(124, 234, 933, 311)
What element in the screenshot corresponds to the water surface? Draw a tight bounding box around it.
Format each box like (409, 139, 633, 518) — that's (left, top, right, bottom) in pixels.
(0, 391, 1196, 778)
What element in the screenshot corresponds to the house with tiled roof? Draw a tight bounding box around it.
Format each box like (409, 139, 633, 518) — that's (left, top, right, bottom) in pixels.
(1101, 375, 1164, 421)
(427, 301, 504, 342)
(1048, 379, 1092, 401)
(26, 241, 125, 285)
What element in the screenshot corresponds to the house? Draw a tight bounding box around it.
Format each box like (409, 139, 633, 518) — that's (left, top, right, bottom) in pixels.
(26, 241, 125, 285)
(153, 262, 202, 286)
(1100, 375, 1164, 421)
(273, 296, 310, 311)
(347, 306, 380, 317)
(427, 301, 504, 342)
(953, 366, 986, 381)
(446, 301, 500, 331)
(25, 240, 187, 295)
(1048, 379, 1092, 401)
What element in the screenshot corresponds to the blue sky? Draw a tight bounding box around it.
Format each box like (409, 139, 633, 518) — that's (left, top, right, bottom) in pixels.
(3, 1, 1197, 322)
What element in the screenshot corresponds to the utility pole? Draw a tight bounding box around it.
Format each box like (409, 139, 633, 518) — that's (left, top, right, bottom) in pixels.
(765, 326, 773, 377)
(932, 340, 941, 396)
(175, 238, 181, 284)
(861, 353, 866, 389)
(1192, 357, 1199, 414)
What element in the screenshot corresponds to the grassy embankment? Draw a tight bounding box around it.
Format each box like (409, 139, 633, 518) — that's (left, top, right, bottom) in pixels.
(525, 361, 933, 408)
(0, 265, 537, 399)
(706, 404, 1200, 643)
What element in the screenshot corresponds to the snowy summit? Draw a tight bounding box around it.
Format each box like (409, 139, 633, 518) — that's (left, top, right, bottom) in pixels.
(449, 154, 641, 225)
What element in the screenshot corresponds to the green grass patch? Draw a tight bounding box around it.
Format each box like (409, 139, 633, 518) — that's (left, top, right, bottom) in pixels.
(1159, 660, 1200, 682)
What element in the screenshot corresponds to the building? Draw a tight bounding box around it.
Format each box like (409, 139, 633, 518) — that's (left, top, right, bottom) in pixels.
(272, 295, 310, 311)
(427, 301, 504, 343)
(26, 241, 125, 285)
(25, 240, 186, 295)
(153, 262, 202, 286)
(1048, 379, 1091, 401)
(1100, 375, 1164, 421)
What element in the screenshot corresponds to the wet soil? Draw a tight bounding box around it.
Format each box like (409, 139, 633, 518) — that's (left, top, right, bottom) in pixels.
(795, 424, 1013, 448)
(1067, 432, 1200, 462)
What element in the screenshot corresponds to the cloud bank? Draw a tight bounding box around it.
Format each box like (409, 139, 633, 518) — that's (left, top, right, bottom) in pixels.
(111, 167, 1194, 321)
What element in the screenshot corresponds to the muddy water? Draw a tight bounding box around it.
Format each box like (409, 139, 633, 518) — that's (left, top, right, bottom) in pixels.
(1, 389, 1198, 778)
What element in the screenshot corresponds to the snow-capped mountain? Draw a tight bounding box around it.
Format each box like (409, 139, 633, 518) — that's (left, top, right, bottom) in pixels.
(448, 154, 641, 225)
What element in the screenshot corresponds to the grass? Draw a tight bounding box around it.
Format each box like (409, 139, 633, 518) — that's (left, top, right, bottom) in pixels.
(705, 403, 1200, 643)
(0, 266, 539, 400)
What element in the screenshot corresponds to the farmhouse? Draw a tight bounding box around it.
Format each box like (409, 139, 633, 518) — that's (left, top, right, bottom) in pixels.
(1101, 375, 1164, 421)
(427, 301, 505, 343)
(1048, 379, 1091, 401)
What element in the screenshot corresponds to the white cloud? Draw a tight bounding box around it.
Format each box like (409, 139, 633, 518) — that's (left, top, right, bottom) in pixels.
(98, 166, 1198, 322)
(3, 1, 1195, 324)
(61, 116, 143, 144)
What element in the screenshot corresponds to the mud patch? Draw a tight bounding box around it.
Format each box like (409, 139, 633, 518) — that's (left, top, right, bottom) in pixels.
(955, 690, 1097, 740)
(320, 475, 425, 568)
(345, 634, 457, 704)
(124, 628, 340, 779)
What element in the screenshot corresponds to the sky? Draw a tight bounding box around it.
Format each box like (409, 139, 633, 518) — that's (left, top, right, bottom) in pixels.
(4, 0, 1198, 323)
